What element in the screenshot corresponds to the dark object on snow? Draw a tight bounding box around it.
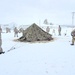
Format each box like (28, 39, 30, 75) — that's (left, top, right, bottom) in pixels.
(18, 23, 53, 42)
(71, 43, 74, 45)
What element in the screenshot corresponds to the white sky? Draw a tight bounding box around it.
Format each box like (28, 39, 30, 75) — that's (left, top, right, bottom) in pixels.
(0, 0, 75, 25)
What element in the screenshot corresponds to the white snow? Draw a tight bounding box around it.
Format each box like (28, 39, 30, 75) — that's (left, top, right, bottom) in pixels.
(0, 27, 75, 75)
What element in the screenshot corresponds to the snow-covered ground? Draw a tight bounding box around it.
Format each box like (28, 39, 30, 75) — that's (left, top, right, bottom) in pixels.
(0, 27, 75, 75)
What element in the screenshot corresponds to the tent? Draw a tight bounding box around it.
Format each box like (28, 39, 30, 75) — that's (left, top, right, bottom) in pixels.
(18, 23, 53, 42)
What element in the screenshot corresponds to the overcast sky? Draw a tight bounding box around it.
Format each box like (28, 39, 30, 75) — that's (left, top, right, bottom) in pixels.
(0, 0, 75, 25)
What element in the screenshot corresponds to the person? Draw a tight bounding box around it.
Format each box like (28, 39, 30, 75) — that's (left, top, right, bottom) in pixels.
(58, 25, 61, 36)
(0, 26, 2, 33)
(14, 27, 19, 37)
(71, 29, 75, 45)
(6, 27, 9, 33)
(46, 26, 50, 33)
(6, 27, 11, 33)
(0, 26, 5, 54)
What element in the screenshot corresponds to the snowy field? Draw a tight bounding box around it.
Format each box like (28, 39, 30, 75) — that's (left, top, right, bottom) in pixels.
(0, 27, 75, 75)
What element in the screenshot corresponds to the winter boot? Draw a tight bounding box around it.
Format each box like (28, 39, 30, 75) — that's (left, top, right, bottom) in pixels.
(71, 43, 74, 45)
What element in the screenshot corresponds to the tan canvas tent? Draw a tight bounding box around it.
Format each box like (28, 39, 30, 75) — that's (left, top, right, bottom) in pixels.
(18, 23, 53, 42)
